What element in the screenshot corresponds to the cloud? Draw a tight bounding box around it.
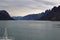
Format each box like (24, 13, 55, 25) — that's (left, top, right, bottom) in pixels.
(0, 0, 42, 10)
(0, 0, 58, 9)
(0, 0, 60, 16)
(34, 0, 56, 5)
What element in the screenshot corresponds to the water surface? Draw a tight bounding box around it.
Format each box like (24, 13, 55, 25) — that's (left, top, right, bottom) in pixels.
(0, 20, 60, 40)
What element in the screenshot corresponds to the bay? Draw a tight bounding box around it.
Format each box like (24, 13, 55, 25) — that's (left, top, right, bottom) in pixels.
(0, 20, 60, 40)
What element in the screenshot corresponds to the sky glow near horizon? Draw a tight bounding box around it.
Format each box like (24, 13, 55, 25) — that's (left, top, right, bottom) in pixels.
(0, 0, 60, 16)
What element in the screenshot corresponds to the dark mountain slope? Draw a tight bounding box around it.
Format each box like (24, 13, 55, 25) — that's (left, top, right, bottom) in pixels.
(0, 10, 14, 20)
(38, 6, 60, 21)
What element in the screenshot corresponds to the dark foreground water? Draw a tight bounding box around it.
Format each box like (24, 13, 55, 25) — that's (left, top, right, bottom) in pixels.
(0, 20, 60, 40)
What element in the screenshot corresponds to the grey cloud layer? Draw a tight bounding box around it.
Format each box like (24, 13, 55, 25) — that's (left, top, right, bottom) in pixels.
(34, 0, 56, 5)
(0, 0, 59, 10)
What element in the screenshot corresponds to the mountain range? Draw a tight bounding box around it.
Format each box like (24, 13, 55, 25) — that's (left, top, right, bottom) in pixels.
(0, 5, 60, 20)
(13, 5, 60, 21)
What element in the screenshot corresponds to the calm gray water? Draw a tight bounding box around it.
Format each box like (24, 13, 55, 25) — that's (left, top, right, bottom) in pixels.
(0, 20, 60, 40)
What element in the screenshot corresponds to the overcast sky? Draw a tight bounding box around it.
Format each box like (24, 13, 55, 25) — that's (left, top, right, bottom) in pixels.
(0, 0, 60, 16)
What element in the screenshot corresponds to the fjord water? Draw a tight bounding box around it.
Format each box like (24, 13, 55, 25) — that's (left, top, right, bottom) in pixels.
(0, 20, 60, 40)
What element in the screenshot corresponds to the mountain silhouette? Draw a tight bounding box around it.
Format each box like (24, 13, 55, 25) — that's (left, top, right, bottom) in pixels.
(38, 6, 60, 21)
(0, 10, 14, 20)
(13, 5, 60, 21)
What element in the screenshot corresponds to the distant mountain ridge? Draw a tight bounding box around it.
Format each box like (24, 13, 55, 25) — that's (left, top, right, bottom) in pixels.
(0, 5, 60, 20)
(0, 10, 14, 20)
(12, 16, 23, 20)
(12, 14, 41, 20)
(13, 5, 60, 21)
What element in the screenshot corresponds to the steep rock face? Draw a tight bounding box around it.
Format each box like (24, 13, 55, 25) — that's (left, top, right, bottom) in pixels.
(0, 10, 13, 20)
(38, 6, 60, 21)
(51, 6, 60, 20)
